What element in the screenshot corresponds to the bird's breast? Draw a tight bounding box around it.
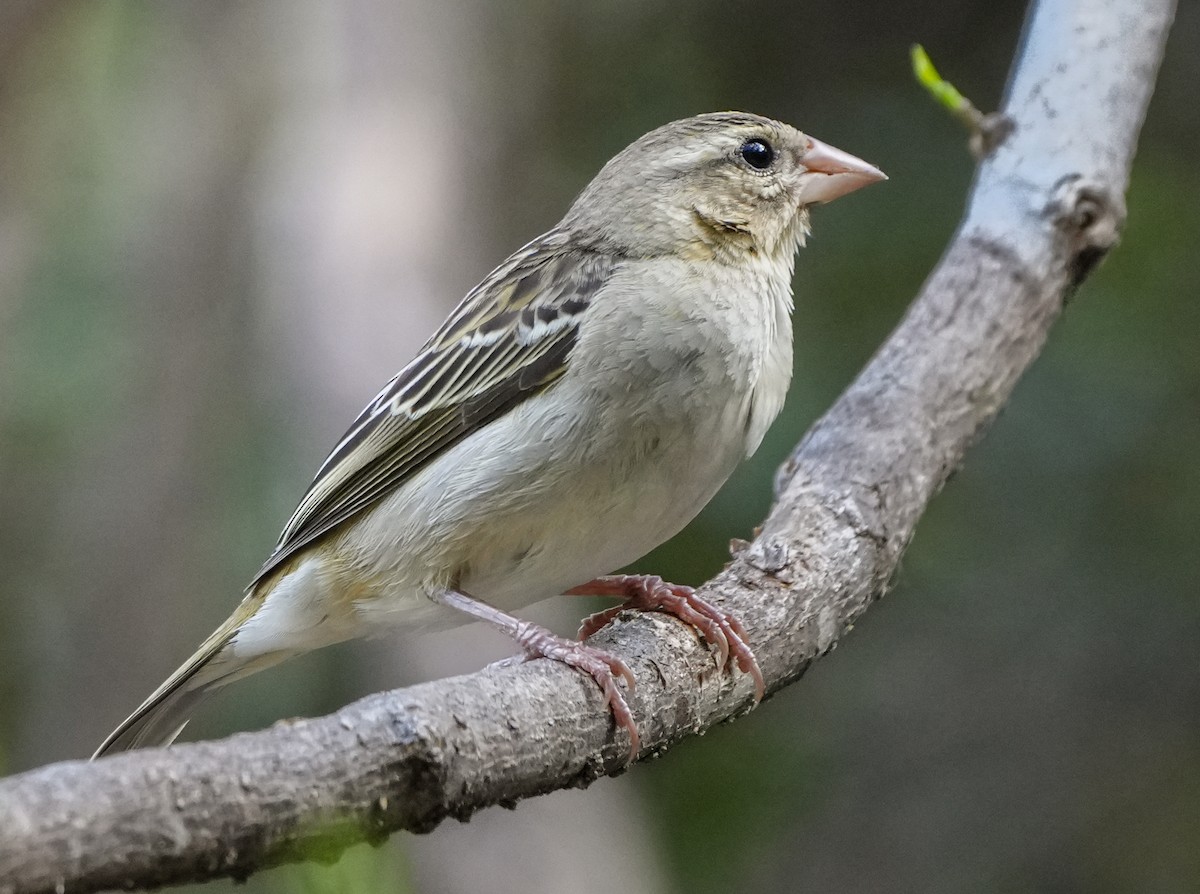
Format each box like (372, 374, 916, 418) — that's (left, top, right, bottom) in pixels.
(334, 254, 795, 620)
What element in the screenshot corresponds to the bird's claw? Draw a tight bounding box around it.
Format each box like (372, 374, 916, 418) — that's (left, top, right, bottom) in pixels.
(514, 622, 639, 760)
(570, 574, 765, 701)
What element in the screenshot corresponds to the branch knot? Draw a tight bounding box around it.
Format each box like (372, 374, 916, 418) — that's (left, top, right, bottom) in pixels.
(1048, 174, 1125, 290)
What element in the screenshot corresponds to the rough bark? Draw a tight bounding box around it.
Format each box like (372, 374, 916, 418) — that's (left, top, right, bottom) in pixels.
(0, 0, 1175, 891)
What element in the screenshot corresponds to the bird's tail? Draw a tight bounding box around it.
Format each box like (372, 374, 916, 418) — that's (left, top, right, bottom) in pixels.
(92, 594, 285, 758)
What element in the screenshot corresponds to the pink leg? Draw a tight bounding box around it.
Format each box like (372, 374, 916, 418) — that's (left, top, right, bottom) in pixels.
(566, 575, 765, 701)
(432, 587, 640, 760)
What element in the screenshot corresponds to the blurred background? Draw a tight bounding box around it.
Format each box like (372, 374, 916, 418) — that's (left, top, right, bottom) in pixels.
(1, 0, 1197, 891)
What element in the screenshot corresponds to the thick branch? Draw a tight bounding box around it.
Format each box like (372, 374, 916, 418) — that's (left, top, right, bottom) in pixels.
(0, 0, 1174, 891)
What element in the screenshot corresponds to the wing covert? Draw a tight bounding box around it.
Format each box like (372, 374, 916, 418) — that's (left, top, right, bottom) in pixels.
(253, 232, 614, 585)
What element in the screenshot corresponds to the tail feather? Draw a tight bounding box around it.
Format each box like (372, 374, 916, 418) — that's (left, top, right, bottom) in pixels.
(92, 683, 217, 757)
(92, 597, 271, 759)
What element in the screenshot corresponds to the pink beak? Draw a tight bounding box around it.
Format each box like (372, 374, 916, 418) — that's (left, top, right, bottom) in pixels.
(797, 137, 887, 204)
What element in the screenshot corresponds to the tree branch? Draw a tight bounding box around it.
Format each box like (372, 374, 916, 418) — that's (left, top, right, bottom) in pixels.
(0, 0, 1175, 891)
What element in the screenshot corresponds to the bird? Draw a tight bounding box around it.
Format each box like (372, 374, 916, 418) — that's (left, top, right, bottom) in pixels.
(93, 112, 884, 761)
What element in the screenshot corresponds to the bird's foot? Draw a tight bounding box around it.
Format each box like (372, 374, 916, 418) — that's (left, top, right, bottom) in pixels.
(513, 621, 639, 759)
(432, 587, 640, 761)
(567, 574, 765, 701)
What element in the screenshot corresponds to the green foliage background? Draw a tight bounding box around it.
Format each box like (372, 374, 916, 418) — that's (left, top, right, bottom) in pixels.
(1, 1, 1196, 891)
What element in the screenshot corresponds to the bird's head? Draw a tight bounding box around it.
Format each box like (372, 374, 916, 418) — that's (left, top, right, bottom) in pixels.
(564, 112, 886, 263)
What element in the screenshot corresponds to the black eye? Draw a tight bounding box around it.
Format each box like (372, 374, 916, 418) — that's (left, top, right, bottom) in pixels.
(739, 139, 774, 170)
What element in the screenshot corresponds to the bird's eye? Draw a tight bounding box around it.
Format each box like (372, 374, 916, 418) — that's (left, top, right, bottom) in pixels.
(739, 139, 775, 170)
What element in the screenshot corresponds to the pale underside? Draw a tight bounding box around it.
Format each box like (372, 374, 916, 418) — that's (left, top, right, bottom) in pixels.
(231, 247, 796, 661)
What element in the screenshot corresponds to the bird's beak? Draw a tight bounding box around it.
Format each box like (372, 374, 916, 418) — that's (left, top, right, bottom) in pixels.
(797, 137, 887, 204)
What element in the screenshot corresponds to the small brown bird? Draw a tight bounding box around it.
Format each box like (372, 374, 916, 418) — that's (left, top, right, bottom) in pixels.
(95, 112, 884, 760)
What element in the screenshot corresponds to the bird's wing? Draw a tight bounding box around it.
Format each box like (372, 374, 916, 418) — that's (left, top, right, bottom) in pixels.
(252, 230, 615, 585)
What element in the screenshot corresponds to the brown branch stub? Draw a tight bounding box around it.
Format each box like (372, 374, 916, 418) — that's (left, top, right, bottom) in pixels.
(971, 111, 1016, 159)
(0, 0, 1177, 891)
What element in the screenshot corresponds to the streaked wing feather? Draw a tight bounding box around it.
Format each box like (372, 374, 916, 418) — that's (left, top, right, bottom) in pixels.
(252, 231, 613, 585)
